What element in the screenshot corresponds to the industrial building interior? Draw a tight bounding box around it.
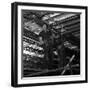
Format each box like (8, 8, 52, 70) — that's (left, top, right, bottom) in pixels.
(22, 10, 80, 77)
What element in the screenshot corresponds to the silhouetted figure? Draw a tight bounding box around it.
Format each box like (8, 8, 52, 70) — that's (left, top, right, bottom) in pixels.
(39, 24, 53, 69)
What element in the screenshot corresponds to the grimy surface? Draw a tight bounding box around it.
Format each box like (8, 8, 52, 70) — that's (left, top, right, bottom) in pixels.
(22, 10, 80, 77)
